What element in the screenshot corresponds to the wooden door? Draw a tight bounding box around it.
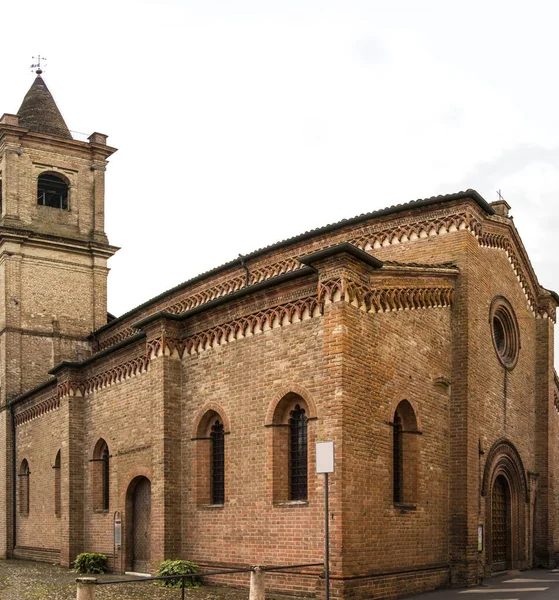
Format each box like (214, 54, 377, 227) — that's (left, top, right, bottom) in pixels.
(131, 477, 151, 573)
(492, 475, 510, 571)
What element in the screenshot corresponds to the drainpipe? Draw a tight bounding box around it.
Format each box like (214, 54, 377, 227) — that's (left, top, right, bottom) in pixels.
(238, 254, 250, 287)
(10, 402, 16, 552)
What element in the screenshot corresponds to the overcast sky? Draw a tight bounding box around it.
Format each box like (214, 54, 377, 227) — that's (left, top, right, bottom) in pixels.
(2, 0, 558, 367)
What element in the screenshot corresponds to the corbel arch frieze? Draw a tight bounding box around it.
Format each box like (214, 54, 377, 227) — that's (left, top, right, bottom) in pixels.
(479, 227, 544, 318)
(318, 276, 455, 312)
(96, 208, 482, 352)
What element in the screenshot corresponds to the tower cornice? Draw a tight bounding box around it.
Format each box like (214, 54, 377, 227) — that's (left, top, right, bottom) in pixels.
(0, 226, 119, 259)
(0, 125, 117, 160)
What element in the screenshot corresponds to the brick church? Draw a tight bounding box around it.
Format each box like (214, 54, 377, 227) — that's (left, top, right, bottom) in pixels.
(0, 72, 557, 599)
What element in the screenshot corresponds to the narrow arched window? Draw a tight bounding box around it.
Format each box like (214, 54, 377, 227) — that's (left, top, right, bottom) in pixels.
(54, 450, 61, 517)
(211, 420, 225, 504)
(101, 443, 110, 510)
(37, 173, 68, 209)
(392, 400, 419, 505)
(92, 439, 110, 511)
(194, 409, 229, 506)
(289, 405, 308, 501)
(393, 413, 403, 503)
(19, 459, 30, 516)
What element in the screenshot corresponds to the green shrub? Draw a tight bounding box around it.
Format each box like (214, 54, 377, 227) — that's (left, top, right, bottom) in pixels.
(73, 552, 108, 574)
(156, 559, 200, 588)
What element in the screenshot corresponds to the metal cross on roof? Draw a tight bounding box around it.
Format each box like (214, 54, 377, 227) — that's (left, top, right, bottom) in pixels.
(496, 189, 504, 201)
(30, 55, 47, 75)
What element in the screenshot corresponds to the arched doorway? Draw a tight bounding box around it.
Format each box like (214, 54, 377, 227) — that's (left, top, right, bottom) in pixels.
(126, 477, 151, 573)
(491, 475, 511, 571)
(481, 440, 529, 573)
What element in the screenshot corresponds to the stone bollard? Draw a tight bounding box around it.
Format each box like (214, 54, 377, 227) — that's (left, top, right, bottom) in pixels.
(249, 566, 265, 600)
(76, 577, 97, 600)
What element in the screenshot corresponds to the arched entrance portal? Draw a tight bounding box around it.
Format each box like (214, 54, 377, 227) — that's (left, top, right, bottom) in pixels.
(481, 440, 529, 573)
(126, 476, 151, 573)
(491, 475, 511, 571)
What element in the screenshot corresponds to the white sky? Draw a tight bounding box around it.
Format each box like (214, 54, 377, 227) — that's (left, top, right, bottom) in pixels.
(2, 0, 558, 369)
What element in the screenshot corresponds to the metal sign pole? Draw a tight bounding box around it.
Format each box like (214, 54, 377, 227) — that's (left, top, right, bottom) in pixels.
(324, 471, 330, 600)
(316, 441, 334, 600)
(113, 510, 122, 574)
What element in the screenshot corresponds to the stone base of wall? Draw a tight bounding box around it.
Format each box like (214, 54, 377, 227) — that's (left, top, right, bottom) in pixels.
(196, 562, 319, 596)
(199, 562, 449, 599)
(331, 564, 450, 600)
(13, 546, 61, 563)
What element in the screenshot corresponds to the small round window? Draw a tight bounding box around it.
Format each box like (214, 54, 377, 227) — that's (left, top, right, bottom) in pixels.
(490, 298, 520, 369)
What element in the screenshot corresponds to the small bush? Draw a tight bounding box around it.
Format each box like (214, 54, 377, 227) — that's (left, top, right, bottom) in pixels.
(73, 552, 108, 574)
(156, 559, 200, 588)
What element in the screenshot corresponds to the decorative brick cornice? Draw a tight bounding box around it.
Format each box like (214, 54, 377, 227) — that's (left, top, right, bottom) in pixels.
(98, 326, 137, 351)
(96, 210, 478, 351)
(350, 211, 482, 250)
(146, 334, 185, 360)
(81, 355, 148, 395)
(56, 381, 84, 399)
(183, 295, 323, 355)
(14, 395, 59, 426)
(479, 231, 538, 313)
(535, 295, 557, 324)
(16, 354, 150, 424)
(537, 304, 557, 323)
(165, 257, 306, 315)
(319, 278, 454, 312)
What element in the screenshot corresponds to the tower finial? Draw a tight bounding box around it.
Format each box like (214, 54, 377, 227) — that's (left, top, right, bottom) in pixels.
(30, 55, 47, 75)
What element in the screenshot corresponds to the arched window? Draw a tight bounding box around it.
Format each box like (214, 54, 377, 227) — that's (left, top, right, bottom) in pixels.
(393, 413, 403, 503)
(101, 442, 109, 510)
(392, 400, 419, 505)
(54, 450, 61, 517)
(92, 439, 110, 511)
(210, 420, 225, 505)
(268, 392, 313, 503)
(289, 405, 308, 501)
(37, 173, 68, 209)
(194, 408, 229, 506)
(19, 459, 30, 516)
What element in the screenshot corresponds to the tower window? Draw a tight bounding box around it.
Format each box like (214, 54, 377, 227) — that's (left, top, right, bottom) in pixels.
(37, 173, 68, 209)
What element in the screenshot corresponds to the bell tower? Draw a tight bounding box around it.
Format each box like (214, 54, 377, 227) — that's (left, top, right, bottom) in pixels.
(0, 73, 118, 403)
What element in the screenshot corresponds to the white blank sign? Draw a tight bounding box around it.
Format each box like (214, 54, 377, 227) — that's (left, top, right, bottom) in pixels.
(316, 441, 335, 473)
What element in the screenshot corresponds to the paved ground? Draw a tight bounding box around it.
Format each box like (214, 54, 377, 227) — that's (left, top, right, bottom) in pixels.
(3, 560, 558, 600)
(0, 559, 306, 599)
(409, 569, 559, 600)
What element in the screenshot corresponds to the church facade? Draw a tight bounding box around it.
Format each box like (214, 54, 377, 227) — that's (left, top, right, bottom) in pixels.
(0, 74, 557, 599)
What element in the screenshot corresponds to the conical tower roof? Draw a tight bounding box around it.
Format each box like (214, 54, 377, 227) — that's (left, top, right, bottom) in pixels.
(17, 75, 72, 139)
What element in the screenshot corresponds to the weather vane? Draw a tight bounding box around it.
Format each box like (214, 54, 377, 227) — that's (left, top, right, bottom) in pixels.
(30, 55, 47, 75)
